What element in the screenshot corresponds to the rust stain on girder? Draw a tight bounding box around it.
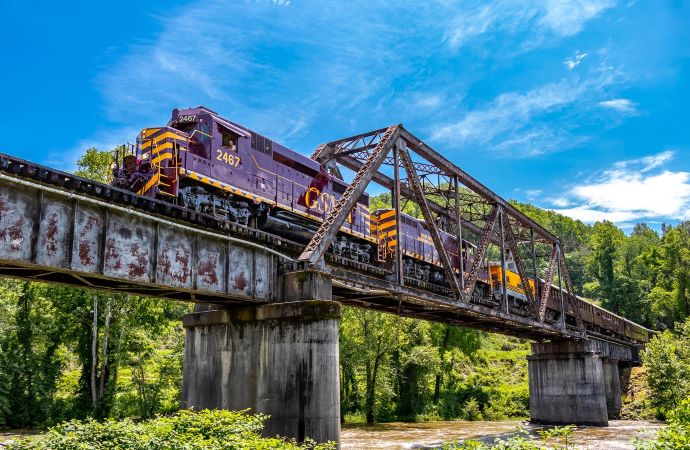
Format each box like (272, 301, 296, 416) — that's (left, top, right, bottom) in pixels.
(234, 272, 248, 291)
(0, 196, 26, 251)
(43, 213, 59, 257)
(198, 258, 219, 285)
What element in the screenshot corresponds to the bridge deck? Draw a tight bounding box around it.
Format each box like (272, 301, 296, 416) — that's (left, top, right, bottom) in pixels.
(0, 153, 637, 345)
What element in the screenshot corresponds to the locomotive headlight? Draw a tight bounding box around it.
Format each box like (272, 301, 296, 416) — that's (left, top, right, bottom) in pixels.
(141, 152, 150, 161)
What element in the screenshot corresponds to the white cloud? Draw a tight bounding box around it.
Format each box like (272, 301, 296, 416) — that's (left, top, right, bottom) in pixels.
(599, 98, 638, 114)
(550, 151, 690, 224)
(445, 0, 617, 50)
(97, 1, 423, 144)
(613, 150, 673, 172)
(564, 50, 588, 69)
(547, 197, 571, 207)
(430, 66, 619, 156)
(539, 0, 618, 36)
(525, 189, 543, 200)
(414, 94, 443, 110)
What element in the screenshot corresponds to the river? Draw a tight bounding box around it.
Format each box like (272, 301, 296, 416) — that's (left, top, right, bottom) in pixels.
(341, 420, 663, 449)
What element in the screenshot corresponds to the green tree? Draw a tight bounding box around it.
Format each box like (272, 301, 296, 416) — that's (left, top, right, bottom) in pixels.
(643, 319, 690, 418)
(74, 147, 115, 183)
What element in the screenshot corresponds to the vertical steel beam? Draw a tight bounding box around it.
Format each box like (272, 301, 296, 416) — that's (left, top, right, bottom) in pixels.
(299, 126, 400, 265)
(530, 227, 538, 283)
(398, 145, 463, 298)
(498, 210, 509, 313)
(392, 145, 404, 284)
(454, 176, 464, 290)
(539, 243, 559, 322)
(463, 205, 499, 301)
(557, 244, 566, 329)
(559, 250, 586, 335)
(503, 217, 537, 318)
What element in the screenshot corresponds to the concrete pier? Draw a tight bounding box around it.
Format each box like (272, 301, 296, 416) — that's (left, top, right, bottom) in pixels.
(602, 358, 622, 419)
(528, 340, 623, 426)
(181, 300, 341, 444)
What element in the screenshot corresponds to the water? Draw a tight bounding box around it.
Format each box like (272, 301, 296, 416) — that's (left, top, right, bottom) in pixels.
(341, 420, 663, 449)
(1, 420, 664, 449)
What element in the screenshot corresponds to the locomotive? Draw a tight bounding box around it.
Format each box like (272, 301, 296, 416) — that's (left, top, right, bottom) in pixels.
(111, 106, 651, 344)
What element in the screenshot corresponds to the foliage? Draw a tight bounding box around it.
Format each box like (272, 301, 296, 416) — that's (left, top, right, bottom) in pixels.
(74, 147, 115, 183)
(635, 397, 690, 449)
(643, 318, 690, 419)
(6, 409, 335, 450)
(2, 147, 690, 432)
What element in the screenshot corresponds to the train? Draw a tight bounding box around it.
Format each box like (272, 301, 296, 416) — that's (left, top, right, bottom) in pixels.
(110, 106, 651, 344)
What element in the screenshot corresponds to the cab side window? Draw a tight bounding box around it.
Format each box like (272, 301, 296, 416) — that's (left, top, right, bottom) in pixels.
(222, 131, 237, 152)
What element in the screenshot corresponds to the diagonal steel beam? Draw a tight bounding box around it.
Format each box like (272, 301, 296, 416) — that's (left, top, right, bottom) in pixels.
(539, 244, 559, 322)
(398, 145, 463, 298)
(329, 154, 495, 241)
(463, 205, 499, 301)
(503, 217, 538, 319)
(299, 125, 400, 265)
(397, 127, 556, 242)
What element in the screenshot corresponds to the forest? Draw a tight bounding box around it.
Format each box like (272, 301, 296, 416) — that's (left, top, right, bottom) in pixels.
(1, 147, 690, 437)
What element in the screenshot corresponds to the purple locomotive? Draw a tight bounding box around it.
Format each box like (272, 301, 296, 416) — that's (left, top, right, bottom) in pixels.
(110, 106, 651, 343)
(112, 106, 374, 262)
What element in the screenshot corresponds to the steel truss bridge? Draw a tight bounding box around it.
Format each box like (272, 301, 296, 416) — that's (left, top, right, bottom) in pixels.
(0, 125, 640, 344)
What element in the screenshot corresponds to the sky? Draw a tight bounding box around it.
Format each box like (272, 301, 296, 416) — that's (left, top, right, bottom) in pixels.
(1, 0, 689, 231)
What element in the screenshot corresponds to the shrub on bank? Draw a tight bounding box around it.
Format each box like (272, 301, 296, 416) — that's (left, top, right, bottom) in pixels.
(5, 409, 335, 450)
(635, 397, 690, 449)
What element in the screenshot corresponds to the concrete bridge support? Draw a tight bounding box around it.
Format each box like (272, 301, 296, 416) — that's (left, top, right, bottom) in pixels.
(528, 340, 623, 426)
(181, 270, 340, 445)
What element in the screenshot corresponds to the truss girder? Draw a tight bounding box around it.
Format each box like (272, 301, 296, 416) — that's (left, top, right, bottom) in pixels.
(559, 250, 586, 335)
(539, 244, 559, 322)
(463, 206, 499, 301)
(502, 214, 538, 318)
(398, 145, 463, 297)
(299, 125, 400, 265)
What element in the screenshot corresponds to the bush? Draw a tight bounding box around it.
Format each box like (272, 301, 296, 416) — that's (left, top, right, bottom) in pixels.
(6, 409, 336, 450)
(643, 321, 690, 419)
(635, 397, 690, 449)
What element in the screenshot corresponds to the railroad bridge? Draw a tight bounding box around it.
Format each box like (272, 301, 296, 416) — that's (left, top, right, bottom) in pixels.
(0, 125, 649, 445)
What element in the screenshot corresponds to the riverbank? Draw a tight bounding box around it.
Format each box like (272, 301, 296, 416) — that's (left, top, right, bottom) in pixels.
(341, 420, 664, 449)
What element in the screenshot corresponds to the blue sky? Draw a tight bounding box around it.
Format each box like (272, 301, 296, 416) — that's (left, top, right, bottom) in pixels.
(2, 0, 689, 230)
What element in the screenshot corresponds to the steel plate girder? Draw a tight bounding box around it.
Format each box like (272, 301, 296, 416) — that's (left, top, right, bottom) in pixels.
(0, 178, 277, 303)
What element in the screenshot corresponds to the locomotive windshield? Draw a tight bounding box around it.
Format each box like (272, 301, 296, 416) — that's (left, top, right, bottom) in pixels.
(173, 122, 196, 134)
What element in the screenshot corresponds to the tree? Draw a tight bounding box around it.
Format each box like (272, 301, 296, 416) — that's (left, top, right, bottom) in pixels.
(74, 147, 115, 183)
(586, 221, 625, 312)
(643, 319, 690, 418)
